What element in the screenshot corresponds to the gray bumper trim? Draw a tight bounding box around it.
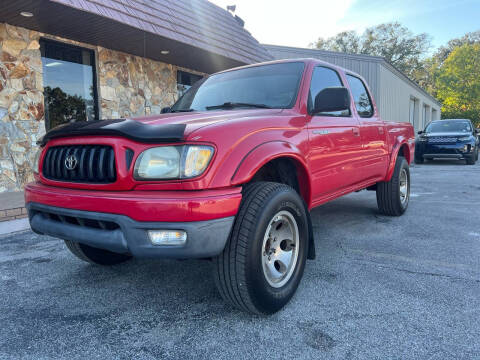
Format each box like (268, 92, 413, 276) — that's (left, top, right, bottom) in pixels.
(27, 202, 234, 259)
(423, 154, 463, 159)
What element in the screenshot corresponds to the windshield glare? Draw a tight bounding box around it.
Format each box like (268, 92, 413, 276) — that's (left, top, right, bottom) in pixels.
(171, 62, 305, 111)
(426, 120, 472, 133)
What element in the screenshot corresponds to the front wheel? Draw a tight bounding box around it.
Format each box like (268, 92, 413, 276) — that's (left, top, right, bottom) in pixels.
(376, 156, 410, 216)
(466, 149, 477, 165)
(414, 151, 425, 164)
(213, 182, 308, 315)
(414, 152, 424, 164)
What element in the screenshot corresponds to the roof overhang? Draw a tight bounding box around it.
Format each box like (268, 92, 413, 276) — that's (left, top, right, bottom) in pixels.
(1, 0, 271, 74)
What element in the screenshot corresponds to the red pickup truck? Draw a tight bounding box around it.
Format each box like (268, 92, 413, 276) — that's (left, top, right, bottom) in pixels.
(26, 59, 414, 314)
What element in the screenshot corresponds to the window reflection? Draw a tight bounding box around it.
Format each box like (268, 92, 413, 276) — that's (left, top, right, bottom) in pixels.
(346, 75, 373, 117)
(177, 70, 203, 97)
(40, 39, 98, 130)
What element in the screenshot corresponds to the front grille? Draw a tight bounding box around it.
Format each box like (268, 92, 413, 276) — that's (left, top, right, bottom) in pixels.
(43, 145, 116, 183)
(428, 137, 457, 144)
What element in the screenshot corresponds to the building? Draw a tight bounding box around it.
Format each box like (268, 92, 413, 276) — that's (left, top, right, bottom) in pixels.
(264, 45, 441, 133)
(0, 0, 272, 193)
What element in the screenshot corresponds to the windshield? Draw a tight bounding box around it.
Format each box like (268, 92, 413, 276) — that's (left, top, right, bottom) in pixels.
(425, 120, 472, 133)
(171, 62, 305, 112)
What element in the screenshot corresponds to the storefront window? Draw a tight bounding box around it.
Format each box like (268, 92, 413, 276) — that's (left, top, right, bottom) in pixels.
(177, 70, 203, 97)
(40, 39, 98, 131)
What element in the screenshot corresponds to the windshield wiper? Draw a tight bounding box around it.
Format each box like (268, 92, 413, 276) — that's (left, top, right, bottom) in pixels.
(206, 102, 272, 110)
(170, 108, 195, 113)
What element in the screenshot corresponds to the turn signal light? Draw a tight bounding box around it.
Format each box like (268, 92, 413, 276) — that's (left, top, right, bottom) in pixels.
(148, 230, 187, 246)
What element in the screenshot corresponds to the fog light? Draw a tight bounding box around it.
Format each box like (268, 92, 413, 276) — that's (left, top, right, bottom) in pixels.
(148, 230, 187, 246)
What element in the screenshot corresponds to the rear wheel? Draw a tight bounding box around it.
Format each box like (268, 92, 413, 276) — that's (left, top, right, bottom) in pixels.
(376, 156, 410, 216)
(213, 182, 308, 315)
(64, 240, 132, 265)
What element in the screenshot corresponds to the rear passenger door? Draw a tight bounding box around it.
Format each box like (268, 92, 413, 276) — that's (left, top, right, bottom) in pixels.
(346, 74, 388, 181)
(307, 66, 363, 202)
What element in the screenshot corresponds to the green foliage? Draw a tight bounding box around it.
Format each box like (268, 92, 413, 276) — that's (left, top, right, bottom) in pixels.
(312, 22, 431, 79)
(435, 44, 480, 127)
(418, 30, 480, 98)
(433, 30, 480, 63)
(44, 86, 87, 129)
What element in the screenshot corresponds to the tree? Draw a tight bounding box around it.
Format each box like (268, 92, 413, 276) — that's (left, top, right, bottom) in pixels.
(420, 30, 480, 97)
(434, 30, 480, 63)
(435, 44, 480, 126)
(44, 86, 87, 129)
(313, 30, 362, 54)
(312, 22, 431, 79)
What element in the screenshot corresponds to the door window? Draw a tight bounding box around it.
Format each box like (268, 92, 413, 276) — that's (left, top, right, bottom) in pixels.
(308, 66, 348, 116)
(346, 75, 373, 117)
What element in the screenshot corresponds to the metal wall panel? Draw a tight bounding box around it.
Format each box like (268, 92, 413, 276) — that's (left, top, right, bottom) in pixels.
(378, 64, 441, 131)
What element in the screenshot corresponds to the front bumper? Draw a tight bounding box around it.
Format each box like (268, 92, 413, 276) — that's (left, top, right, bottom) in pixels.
(416, 143, 475, 159)
(28, 203, 234, 258)
(25, 182, 242, 258)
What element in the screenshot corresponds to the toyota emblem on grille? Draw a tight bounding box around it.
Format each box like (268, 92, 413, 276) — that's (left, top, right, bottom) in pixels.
(65, 154, 78, 170)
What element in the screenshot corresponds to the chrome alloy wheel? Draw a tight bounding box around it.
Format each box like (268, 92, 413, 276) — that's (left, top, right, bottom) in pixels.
(261, 210, 299, 288)
(399, 168, 409, 205)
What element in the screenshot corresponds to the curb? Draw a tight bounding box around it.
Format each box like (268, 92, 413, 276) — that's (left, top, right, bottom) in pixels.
(0, 217, 30, 236)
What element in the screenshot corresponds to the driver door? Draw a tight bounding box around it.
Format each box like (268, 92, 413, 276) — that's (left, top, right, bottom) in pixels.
(306, 66, 363, 203)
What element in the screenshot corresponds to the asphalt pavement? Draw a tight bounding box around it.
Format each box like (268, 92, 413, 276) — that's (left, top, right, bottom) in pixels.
(1, 159, 479, 359)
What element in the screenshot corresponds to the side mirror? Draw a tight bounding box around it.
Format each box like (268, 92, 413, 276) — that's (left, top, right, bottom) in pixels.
(313, 87, 350, 114)
(161, 106, 172, 114)
(417, 131, 424, 135)
(475, 128, 479, 134)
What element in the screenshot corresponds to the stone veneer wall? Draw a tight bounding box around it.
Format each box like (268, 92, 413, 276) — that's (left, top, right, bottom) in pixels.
(0, 23, 44, 193)
(0, 22, 202, 193)
(98, 48, 178, 118)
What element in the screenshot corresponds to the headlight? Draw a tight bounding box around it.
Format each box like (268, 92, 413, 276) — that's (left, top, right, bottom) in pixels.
(458, 136, 471, 141)
(33, 148, 42, 174)
(134, 145, 214, 180)
(417, 137, 427, 142)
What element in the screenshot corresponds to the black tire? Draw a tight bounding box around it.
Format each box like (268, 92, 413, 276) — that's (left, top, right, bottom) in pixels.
(213, 182, 308, 315)
(466, 149, 477, 165)
(376, 156, 410, 216)
(414, 154, 424, 164)
(64, 240, 132, 265)
(415, 156, 425, 164)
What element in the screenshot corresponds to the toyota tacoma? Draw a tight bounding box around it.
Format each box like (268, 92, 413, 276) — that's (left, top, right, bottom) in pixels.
(26, 59, 415, 314)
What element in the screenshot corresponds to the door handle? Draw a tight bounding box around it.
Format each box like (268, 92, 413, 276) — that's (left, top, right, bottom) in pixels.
(378, 126, 384, 134)
(312, 129, 329, 135)
(352, 128, 360, 136)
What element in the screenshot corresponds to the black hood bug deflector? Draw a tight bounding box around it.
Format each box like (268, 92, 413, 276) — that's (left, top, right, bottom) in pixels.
(38, 119, 186, 146)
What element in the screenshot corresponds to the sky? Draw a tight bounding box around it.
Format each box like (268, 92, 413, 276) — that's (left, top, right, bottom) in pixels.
(210, 0, 480, 52)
